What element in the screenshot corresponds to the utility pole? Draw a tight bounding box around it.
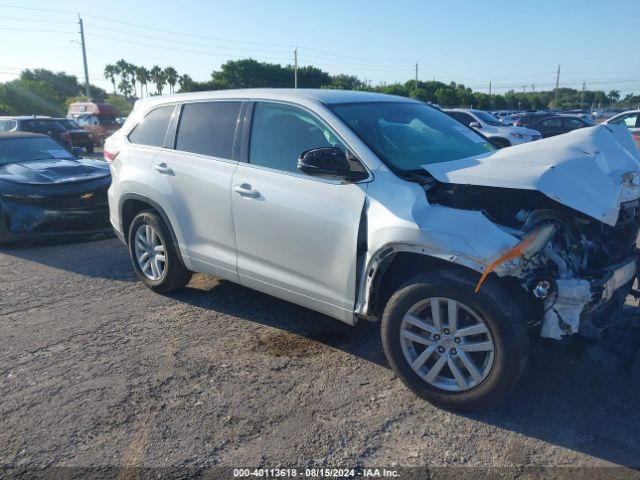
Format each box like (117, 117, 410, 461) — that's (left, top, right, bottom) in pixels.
(531, 83, 535, 93)
(522, 85, 527, 93)
(294, 47, 298, 89)
(415, 63, 418, 90)
(554, 64, 560, 107)
(489, 81, 492, 96)
(581, 81, 586, 107)
(78, 15, 91, 98)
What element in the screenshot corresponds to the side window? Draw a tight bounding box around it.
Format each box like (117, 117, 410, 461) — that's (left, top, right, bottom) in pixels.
(455, 113, 475, 126)
(249, 102, 343, 174)
(128, 105, 174, 147)
(563, 117, 584, 129)
(624, 114, 639, 128)
(541, 117, 562, 128)
(175, 101, 241, 158)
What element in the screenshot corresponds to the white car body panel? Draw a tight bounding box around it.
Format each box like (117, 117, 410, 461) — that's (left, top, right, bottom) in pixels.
(423, 124, 640, 226)
(231, 162, 367, 323)
(151, 148, 239, 281)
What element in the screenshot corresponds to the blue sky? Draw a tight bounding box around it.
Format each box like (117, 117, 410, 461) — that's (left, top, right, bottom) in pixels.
(1, 0, 638, 95)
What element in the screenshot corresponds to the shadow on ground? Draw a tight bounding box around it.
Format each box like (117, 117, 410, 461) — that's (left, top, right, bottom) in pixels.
(173, 277, 640, 468)
(1, 235, 135, 282)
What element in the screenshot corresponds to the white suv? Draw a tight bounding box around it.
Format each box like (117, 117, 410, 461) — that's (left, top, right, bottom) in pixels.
(445, 108, 541, 147)
(107, 89, 640, 411)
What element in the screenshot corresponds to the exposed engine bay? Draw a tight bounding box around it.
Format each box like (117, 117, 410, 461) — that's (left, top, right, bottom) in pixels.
(427, 182, 640, 340)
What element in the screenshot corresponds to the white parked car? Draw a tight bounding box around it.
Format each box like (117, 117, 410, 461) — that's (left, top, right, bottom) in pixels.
(445, 108, 541, 147)
(106, 90, 640, 411)
(604, 110, 640, 149)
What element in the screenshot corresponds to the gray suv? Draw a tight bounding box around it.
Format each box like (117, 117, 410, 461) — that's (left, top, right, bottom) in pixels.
(106, 89, 640, 411)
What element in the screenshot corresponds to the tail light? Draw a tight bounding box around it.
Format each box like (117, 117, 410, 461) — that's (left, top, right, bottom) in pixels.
(103, 149, 119, 162)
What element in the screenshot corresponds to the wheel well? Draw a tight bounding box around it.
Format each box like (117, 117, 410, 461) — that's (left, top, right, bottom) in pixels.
(368, 252, 456, 318)
(121, 199, 153, 243)
(367, 251, 537, 323)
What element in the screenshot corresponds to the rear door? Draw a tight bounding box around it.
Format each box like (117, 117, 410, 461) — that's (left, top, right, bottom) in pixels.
(230, 101, 367, 321)
(150, 101, 242, 280)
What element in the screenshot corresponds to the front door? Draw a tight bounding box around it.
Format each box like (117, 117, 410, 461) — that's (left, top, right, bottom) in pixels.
(231, 102, 367, 322)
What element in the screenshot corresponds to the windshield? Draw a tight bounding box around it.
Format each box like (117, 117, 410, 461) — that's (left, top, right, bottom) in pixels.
(472, 110, 503, 126)
(98, 115, 118, 126)
(0, 137, 75, 166)
(329, 102, 495, 172)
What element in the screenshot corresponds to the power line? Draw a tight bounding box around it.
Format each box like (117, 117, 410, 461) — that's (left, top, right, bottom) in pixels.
(0, 15, 74, 23)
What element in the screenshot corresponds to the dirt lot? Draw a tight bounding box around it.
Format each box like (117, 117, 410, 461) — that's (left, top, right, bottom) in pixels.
(1, 237, 640, 475)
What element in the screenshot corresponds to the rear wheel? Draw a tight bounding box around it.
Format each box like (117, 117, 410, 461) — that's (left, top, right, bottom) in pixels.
(381, 268, 530, 412)
(127, 210, 191, 293)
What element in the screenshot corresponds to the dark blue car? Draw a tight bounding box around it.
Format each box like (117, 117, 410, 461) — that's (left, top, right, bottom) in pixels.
(0, 131, 111, 244)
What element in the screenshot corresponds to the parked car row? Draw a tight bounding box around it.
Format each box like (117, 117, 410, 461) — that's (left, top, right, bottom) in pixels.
(3, 90, 640, 413)
(0, 101, 123, 154)
(0, 116, 95, 153)
(444, 108, 541, 147)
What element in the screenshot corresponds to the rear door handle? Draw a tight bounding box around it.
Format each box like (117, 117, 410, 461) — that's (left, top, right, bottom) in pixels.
(233, 183, 260, 198)
(154, 163, 173, 175)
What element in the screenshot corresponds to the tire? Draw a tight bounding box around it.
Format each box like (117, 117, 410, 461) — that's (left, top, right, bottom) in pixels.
(86, 144, 94, 154)
(381, 268, 529, 412)
(127, 210, 191, 293)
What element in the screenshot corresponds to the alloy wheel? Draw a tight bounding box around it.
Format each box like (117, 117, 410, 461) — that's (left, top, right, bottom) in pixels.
(399, 297, 495, 392)
(134, 224, 166, 281)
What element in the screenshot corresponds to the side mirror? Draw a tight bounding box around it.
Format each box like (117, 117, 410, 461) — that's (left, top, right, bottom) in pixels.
(297, 147, 367, 182)
(469, 122, 481, 129)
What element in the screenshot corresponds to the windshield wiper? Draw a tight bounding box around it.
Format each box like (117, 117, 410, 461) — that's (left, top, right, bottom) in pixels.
(398, 168, 435, 185)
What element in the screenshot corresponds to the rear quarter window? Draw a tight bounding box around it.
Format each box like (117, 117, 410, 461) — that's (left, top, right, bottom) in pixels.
(175, 101, 241, 159)
(128, 105, 175, 147)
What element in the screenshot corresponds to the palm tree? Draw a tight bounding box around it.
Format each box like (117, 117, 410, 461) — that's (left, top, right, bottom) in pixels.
(126, 63, 137, 99)
(164, 66, 178, 94)
(178, 73, 193, 92)
(135, 66, 151, 98)
(118, 78, 132, 98)
(150, 65, 165, 95)
(103, 64, 117, 94)
(115, 59, 130, 96)
(608, 89, 621, 106)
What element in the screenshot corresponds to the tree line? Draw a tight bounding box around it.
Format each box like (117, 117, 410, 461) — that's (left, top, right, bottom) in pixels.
(103, 59, 193, 97)
(1, 58, 638, 118)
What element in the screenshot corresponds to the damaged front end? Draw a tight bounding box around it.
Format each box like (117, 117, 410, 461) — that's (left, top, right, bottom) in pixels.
(423, 124, 640, 342)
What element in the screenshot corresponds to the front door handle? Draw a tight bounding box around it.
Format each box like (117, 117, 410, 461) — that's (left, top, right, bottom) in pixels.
(154, 163, 173, 175)
(233, 183, 260, 198)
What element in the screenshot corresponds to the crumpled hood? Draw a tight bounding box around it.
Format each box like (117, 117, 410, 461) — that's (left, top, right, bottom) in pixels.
(422, 124, 640, 226)
(0, 158, 110, 185)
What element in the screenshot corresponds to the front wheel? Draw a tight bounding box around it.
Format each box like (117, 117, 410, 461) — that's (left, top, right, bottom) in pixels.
(381, 269, 530, 412)
(127, 210, 192, 293)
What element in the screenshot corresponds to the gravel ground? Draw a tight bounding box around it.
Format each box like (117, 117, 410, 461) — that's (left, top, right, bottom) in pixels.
(1, 237, 639, 476)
